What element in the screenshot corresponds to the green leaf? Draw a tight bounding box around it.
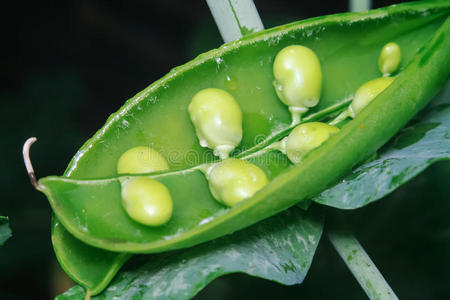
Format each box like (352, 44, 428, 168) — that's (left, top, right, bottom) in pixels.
(313, 83, 450, 209)
(57, 207, 323, 300)
(0, 216, 12, 246)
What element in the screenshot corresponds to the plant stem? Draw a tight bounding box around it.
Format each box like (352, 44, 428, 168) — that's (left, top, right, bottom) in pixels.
(350, 0, 371, 12)
(327, 212, 398, 300)
(206, 0, 264, 43)
(22, 137, 41, 190)
(329, 109, 350, 126)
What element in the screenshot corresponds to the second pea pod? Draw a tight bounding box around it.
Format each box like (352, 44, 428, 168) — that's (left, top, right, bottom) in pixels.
(38, 0, 450, 260)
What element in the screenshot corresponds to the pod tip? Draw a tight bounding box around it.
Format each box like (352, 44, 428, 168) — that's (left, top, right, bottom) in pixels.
(22, 137, 40, 190)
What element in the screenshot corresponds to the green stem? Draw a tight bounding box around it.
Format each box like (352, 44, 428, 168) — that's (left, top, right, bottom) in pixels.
(329, 109, 350, 126)
(350, 0, 371, 12)
(206, 0, 264, 43)
(327, 212, 398, 300)
(264, 138, 285, 153)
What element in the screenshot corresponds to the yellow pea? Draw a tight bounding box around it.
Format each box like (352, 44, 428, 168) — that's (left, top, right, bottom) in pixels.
(270, 122, 339, 164)
(330, 77, 395, 125)
(349, 77, 395, 118)
(285, 122, 339, 164)
(273, 45, 322, 124)
(378, 42, 401, 76)
(207, 158, 269, 207)
(121, 177, 173, 226)
(117, 146, 169, 174)
(188, 88, 243, 159)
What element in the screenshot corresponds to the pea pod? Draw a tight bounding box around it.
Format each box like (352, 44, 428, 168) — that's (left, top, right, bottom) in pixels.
(63, 1, 450, 179)
(29, 7, 450, 254)
(26, 0, 450, 293)
(51, 217, 131, 295)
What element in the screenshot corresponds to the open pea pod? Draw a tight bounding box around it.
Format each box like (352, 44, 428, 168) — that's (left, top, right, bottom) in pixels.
(51, 217, 131, 295)
(63, 1, 449, 179)
(31, 1, 450, 255)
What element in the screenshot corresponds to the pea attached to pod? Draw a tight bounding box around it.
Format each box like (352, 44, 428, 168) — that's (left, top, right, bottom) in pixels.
(330, 77, 395, 125)
(270, 122, 340, 164)
(121, 177, 173, 226)
(117, 146, 172, 226)
(349, 77, 395, 118)
(273, 45, 322, 125)
(330, 41, 401, 125)
(188, 88, 243, 159)
(378, 42, 401, 76)
(206, 158, 269, 207)
(117, 146, 169, 174)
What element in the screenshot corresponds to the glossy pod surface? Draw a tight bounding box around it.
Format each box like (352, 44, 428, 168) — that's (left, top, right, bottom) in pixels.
(39, 1, 450, 254)
(44, 2, 450, 292)
(51, 218, 131, 295)
(63, 1, 450, 179)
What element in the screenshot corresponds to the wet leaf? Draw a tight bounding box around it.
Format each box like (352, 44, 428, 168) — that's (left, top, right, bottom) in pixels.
(57, 207, 323, 300)
(313, 83, 450, 209)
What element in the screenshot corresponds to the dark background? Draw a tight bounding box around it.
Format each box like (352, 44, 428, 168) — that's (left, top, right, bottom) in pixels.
(2, 0, 449, 299)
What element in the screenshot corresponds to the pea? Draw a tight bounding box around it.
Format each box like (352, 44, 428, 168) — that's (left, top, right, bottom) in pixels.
(188, 88, 243, 159)
(330, 77, 395, 125)
(121, 177, 173, 226)
(271, 122, 340, 164)
(378, 42, 401, 76)
(349, 77, 395, 118)
(207, 158, 269, 207)
(117, 146, 169, 174)
(273, 45, 322, 124)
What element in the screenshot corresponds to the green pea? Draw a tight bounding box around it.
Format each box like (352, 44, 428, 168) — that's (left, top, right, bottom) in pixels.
(330, 77, 395, 125)
(349, 77, 395, 118)
(121, 177, 173, 226)
(271, 122, 339, 164)
(207, 158, 269, 207)
(117, 146, 169, 174)
(378, 42, 401, 76)
(188, 88, 243, 159)
(273, 45, 322, 124)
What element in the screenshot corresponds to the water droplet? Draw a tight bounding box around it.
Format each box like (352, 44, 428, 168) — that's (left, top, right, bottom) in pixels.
(224, 74, 238, 91)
